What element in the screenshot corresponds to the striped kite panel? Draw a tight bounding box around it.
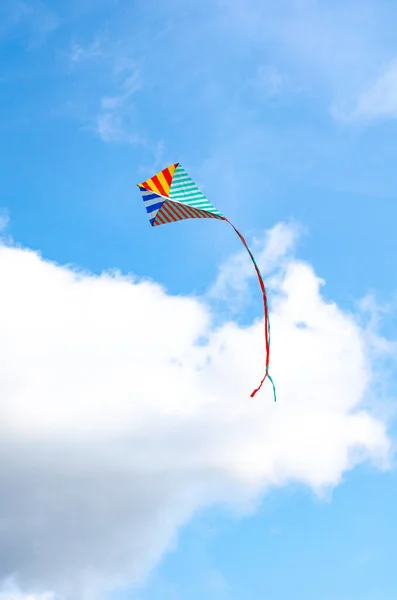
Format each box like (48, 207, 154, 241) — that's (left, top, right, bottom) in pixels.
(152, 200, 225, 227)
(139, 163, 178, 197)
(137, 185, 167, 225)
(169, 164, 223, 217)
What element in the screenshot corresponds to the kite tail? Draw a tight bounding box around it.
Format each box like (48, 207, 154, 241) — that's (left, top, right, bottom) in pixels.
(225, 219, 276, 402)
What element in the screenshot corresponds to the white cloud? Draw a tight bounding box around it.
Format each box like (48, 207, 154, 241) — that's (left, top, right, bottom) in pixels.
(0, 579, 54, 600)
(95, 60, 143, 144)
(0, 592, 53, 600)
(68, 38, 143, 145)
(206, 569, 229, 594)
(69, 43, 103, 66)
(349, 60, 397, 121)
(0, 223, 391, 599)
(0, 595, 52, 600)
(101, 59, 141, 109)
(0, 0, 32, 32)
(0, 208, 9, 233)
(216, 0, 397, 121)
(255, 65, 283, 97)
(95, 112, 143, 145)
(208, 222, 300, 310)
(0, 0, 59, 46)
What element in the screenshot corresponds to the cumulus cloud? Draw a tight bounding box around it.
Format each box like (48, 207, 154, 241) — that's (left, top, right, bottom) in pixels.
(0, 577, 54, 600)
(0, 223, 391, 599)
(0, 588, 53, 600)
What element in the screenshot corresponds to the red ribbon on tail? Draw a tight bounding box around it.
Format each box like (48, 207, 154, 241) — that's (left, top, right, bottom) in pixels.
(226, 220, 276, 401)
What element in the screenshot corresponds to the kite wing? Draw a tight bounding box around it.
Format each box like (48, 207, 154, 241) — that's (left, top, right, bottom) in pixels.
(138, 163, 225, 226)
(137, 163, 276, 401)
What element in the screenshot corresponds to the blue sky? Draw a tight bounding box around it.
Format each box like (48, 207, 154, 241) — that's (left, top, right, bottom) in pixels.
(127, 469, 397, 600)
(1, 1, 397, 599)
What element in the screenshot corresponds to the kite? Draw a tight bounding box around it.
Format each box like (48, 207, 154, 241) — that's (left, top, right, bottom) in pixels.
(137, 162, 276, 400)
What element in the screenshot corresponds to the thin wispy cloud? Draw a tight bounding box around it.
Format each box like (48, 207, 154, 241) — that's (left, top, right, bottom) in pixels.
(0, 0, 59, 47)
(0, 208, 9, 233)
(70, 39, 145, 145)
(69, 39, 105, 64)
(95, 112, 144, 144)
(208, 222, 300, 311)
(255, 65, 283, 97)
(216, 0, 397, 124)
(350, 60, 397, 122)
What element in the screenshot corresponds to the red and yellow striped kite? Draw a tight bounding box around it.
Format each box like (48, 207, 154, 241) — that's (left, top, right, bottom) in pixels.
(137, 162, 276, 400)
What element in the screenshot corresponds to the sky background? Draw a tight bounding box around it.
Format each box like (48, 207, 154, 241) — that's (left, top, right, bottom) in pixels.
(1, 1, 397, 599)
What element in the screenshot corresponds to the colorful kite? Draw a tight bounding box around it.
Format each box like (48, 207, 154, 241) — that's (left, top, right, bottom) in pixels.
(137, 162, 276, 400)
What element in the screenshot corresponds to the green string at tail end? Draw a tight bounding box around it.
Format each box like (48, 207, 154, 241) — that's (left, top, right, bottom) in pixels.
(250, 371, 277, 401)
